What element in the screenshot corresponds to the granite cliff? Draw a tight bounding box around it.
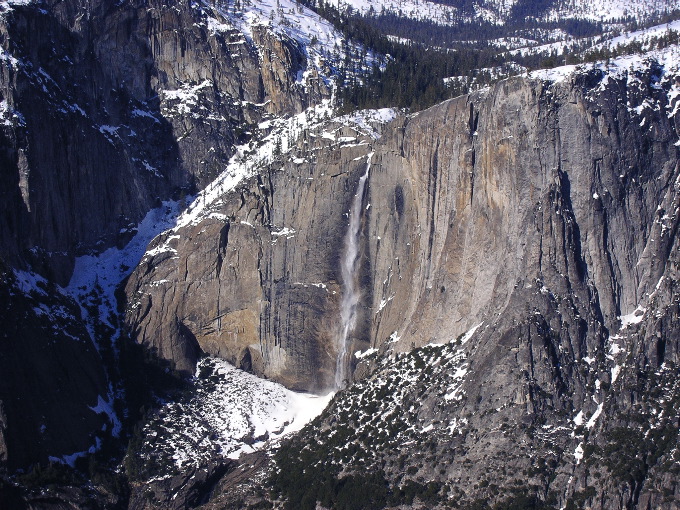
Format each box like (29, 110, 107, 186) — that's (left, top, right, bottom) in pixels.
(0, 0, 343, 473)
(126, 58, 679, 391)
(263, 62, 680, 510)
(0, 0, 678, 508)
(123, 55, 680, 508)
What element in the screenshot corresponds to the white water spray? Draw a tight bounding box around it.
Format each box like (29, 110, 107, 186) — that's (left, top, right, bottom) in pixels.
(335, 153, 373, 389)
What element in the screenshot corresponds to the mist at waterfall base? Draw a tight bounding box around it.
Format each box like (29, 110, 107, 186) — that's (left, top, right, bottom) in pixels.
(335, 153, 374, 390)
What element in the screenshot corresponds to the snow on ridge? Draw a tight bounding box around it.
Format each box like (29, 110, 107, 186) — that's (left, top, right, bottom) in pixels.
(339, 0, 468, 27)
(168, 100, 336, 231)
(165, 102, 397, 232)
(338, 0, 534, 26)
(529, 63, 580, 83)
(517, 18, 680, 60)
(339, 0, 669, 28)
(592, 19, 680, 53)
(529, 42, 680, 83)
(336, 107, 399, 139)
(0, 45, 20, 67)
(49, 444, 99, 469)
(545, 0, 673, 23)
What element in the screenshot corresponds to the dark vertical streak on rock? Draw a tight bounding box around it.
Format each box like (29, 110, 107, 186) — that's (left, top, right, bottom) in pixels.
(426, 140, 440, 281)
(215, 222, 230, 279)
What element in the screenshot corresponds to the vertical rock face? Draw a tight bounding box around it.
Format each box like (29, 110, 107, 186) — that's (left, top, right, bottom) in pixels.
(351, 69, 679, 506)
(0, 0, 332, 469)
(124, 118, 380, 391)
(240, 65, 679, 510)
(369, 68, 677, 353)
(0, 0, 327, 284)
(125, 60, 679, 412)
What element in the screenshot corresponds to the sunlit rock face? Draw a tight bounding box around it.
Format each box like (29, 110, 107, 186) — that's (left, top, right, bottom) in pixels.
(124, 110, 387, 392)
(126, 61, 679, 406)
(194, 63, 679, 510)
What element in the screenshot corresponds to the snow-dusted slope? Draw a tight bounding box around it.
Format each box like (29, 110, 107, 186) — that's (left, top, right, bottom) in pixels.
(590, 18, 680, 53)
(340, 0, 467, 27)
(202, 0, 382, 88)
(529, 39, 680, 89)
(339, 0, 675, 27)
(145, 103, 396, 237)
(506, 18, 680, 58)
(546, 0, 674, 23)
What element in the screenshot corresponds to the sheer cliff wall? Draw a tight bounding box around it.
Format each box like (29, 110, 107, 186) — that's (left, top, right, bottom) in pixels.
(126, 68, 679, 398)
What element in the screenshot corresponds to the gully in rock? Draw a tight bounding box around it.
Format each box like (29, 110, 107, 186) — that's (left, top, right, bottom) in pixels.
(335, 153, 373, 389)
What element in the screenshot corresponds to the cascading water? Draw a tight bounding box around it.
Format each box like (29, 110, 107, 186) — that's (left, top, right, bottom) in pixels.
(335, 153, 373, 389)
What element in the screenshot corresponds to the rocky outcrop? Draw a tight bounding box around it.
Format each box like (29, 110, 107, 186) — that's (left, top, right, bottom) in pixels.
(126, 63, 679, 395)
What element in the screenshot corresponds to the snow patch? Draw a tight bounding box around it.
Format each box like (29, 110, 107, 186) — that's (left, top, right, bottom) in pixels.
(89, 393, 122, 437)
(573, 411, 584, 426)
(574, 442, 584, 464)
(586, 402, 604, 429)
(355, 348, 378, 359)
(620, 305, 646, 329)
(138, 358, 334, 471)
(272, 226, 297, 238)
(376, 295, 394, 314)
(161, 80, 212, 116)
(459, 323, 483, 345)
(387, 331, 401, 344)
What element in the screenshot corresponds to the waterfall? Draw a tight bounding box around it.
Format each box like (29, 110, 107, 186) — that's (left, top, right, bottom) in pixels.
(335, 153, 373, 389)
